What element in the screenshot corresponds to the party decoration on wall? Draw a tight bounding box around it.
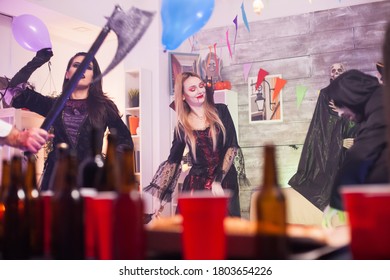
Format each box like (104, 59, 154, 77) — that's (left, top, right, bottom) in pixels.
(248, 73, 283, 123)
(272, 77, 287, 101)
(296, 85, 308, 109)
(243, 63, 252, 82)
(241, 2, 250, 32)
(12, 14, 52, 51)
(253, 0, 264, 15)
(256, 68, 269, 90)
(214, 80, 231, 90)
(161, 0, 215, 50)
(226, 29, 233, 58)
(233, 15, 238, 53)
(199, 45, 222, 83)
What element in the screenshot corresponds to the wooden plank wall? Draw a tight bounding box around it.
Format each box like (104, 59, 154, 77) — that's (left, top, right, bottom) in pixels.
(194, 1, 390, 218)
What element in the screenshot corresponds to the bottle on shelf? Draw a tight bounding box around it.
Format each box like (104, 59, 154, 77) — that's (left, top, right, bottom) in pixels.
(3, 155, 30, 259)
(113, 146, 145, 259)
(255, 144, 288, 259)
(25, 154, 44, 258)
(50, 143, 84, 259)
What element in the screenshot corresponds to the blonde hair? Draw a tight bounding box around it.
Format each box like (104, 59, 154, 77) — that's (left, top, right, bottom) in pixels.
(174, 72, 226, 161)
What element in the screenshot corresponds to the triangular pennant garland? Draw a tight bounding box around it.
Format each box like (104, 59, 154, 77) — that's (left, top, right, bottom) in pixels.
(296, 85, 308, 109)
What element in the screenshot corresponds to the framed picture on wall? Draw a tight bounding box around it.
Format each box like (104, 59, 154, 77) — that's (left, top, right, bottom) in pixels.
(168, 52, 200, 95)
(248, 74, 284, 123)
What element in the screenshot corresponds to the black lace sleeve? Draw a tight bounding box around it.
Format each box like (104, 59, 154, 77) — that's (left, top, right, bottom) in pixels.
(11, 88, 55, 116)
(214, 104, 250, 187)
(213, 104, 239, 182)
(143, 127, 186, 202)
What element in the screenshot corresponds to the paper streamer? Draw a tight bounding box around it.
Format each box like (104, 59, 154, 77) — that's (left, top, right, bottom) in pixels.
(226, 29, 233, 58)
(296, 85, 308, 109)
(243, 63, 252, 82)
(241, 2, 250, 32)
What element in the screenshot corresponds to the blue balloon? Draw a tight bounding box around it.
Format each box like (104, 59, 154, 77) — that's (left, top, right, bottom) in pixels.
(161, 0, 215, 50)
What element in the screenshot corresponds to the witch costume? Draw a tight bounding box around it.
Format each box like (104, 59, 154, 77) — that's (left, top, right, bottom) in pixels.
(4, 49, 133, 191)
(143, 103, 249, 219)
(10, 88, 133, 191)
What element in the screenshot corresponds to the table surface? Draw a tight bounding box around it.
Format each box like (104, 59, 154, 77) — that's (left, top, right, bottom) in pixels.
(146, 219, 352, 260)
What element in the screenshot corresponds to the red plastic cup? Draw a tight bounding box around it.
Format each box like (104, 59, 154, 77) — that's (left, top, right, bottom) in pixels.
(40, 191, 53, 259)
(92, 192, 117, 260)
(342, 185, 390, 259)
(113, 192, 145, 260)
(178, 191, 230, 260)
(80, 188, 97, 259)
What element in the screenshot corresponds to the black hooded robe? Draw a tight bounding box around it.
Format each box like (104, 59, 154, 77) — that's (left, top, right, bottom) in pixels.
(288, 87, 359, 211)
(324, 70, 388, 210)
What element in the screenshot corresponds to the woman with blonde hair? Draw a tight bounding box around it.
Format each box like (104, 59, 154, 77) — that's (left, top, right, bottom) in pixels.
(144, 72, 248, 221)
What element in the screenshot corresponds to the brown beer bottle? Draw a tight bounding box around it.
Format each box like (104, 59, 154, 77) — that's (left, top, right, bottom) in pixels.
(255, 144, 288, 259)
(25, 154, 44, 258)
(96, 130, 120, 192)
(50, 144, 84, 259)
(78, 126, 103, 189)
(0, 159, 11, 256)
(113, 146, 145, 259)
(3, 155, 30, 259)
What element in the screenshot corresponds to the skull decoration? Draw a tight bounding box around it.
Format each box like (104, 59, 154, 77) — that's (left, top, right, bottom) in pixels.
(330, 63, 346, 81)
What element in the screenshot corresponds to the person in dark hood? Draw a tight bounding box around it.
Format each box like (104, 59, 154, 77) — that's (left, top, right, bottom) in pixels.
(324, 69, 388, 212)
(288, 64, 359, 211)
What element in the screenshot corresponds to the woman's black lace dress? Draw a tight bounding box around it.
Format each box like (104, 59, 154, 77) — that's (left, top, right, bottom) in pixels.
(144, 104, 249, 218)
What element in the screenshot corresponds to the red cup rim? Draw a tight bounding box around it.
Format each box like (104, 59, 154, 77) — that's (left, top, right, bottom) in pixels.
(178, 190, 231, 200)
(40, 190, 54, 197)
(341, 184, 390, 194)
(94, 191, 118, 200)
(80, 188, 98, 197)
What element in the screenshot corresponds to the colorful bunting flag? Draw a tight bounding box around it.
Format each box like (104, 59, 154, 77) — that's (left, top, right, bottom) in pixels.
(226, 29, 233, 58)
(296, 85, 308, 109)
(243, 63, 252, 82)
(272, 77, 287, 101)
(233, 15, 238, 54)
(256, 68, 269, 90)
(241, 2, 250, 32)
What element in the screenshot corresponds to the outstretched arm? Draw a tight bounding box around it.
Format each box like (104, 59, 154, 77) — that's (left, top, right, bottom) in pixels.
(0, 121, 53, 153)
(9, 48, 53, 87)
